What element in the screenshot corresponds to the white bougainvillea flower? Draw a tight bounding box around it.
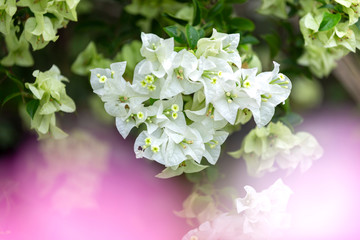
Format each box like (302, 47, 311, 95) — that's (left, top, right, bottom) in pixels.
(158, 131, 188, 166)
(1, 29, 34, 67)
(115, 103, 151, 138)
(185, 104, 228, 131)
(297, 4, 360, 78)
(210, 29, 242, 68)
(344, 4, 360, 25)
(212, 79, 259, 125)
(252, 62, 292, 127)
(298, 43, 342, 78)
(258, 0, 289, 19)
(0, 0, 16, 35)
(134, 128, 168, 164)
(24, 13, 59, 50)
(236, 179, 292, 238)
(171, 126, 205, 164)
(90, 62, 149, 119)
(88, 31, 295, 176)
(231, 121, 322, 177)
(325, 23, 357, 52)
(182, 213, 245, 240)
(196, 29, 242, 68)
(294, 132, 323, 171)
(175, 189, 221, 225)
(134, 126, 204, 167)
(132, 59, 165, 99)
(0, 0, 16, 17)
(276, 131, 323, 172)
(231, 123, 282, 177)
(31, 109, 68, 139)
(65, 0, 80, 10)
(90, 67, 114, 97)
(202, 130, 229, 165)
(103, 81, 147, 119)
(174, 121, 228, 165)
(27, 65, 75, 114)
(302, 12, 321, 34)
(139, 32, 175, 77)
(156, 159, 208, 178)
(182, 180, 292, 240)
(211, 67, 262, 125)
(190, 56, 234, 105)
(48, 0, 79, 21)
(335, 0, 359, 8)
(25, 65, 75, 139)
(233, 67, 261, 102)
(161, 49, 202, 99)
(244, 151, 278, 177)
(151, 94, 187, 134)
(196, 32, 223, 58)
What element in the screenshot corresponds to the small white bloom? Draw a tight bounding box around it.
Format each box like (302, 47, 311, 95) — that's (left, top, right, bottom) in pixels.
(236, 179, 292, 238)
(276, 131, 323, 172)
(172, 112, 178, 120)
(151, 145, 160, 153)
(161, 49, 201, 99)
(190, 56, 234, 105)
(171, 104, 179, 112)
(196, 28, 242, 68)
(251, 62, 292, 127)
(140, 32, 175, 77)
(137, 111, 144, 119)
(182, 213, 245, 240)
(133, 60, 165, 99)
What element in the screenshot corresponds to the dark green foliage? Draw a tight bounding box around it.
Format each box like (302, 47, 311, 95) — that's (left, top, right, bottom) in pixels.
(26, 99, 40, 119)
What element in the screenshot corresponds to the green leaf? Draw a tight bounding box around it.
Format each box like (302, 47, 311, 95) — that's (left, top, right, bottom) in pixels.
(2, 92, 22, 107)
(185, 172, 202, 183)
(282, 112, 304, 126)
(231, 17, 255, 31)
(164, 25, 178, 37)
(198, 28, 205, 38)
(192, 0, 202, 26)
(333, 4, 344, 12)
(319, 12, 341, 32)
(185, 24, 200, 49)
(26, 99, 40, 119)
(163, 25, 186, 44)
(355, 20, 360, 31)
(207, 0, 224, 19)
(319, 4, 335, 10)
(6, 73, 24, 90)
(174, 46, 187, 52)
(206, 166, 219, 183)
(282, 98, 291, 113)
(228, 148, 243, 158)
(240, 35, 260, 45)
(278, 118, 294, 132)
(262, 33, 281, 58)
(162, 12, 188, 25)
(221, 4, 233, 22)
(0, 66, 24, 90)
(275, 111, 304, 132)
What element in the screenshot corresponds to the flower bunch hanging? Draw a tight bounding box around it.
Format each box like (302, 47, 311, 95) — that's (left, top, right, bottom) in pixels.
(90, 29, 292, 177)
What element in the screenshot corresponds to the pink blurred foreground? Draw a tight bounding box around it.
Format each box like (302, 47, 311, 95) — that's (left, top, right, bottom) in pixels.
(0, 127, 190, 240)
(1, 105, 360, 239)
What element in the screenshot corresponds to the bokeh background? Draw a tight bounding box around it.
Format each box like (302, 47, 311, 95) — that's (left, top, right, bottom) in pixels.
(1, 0, 360, 239)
